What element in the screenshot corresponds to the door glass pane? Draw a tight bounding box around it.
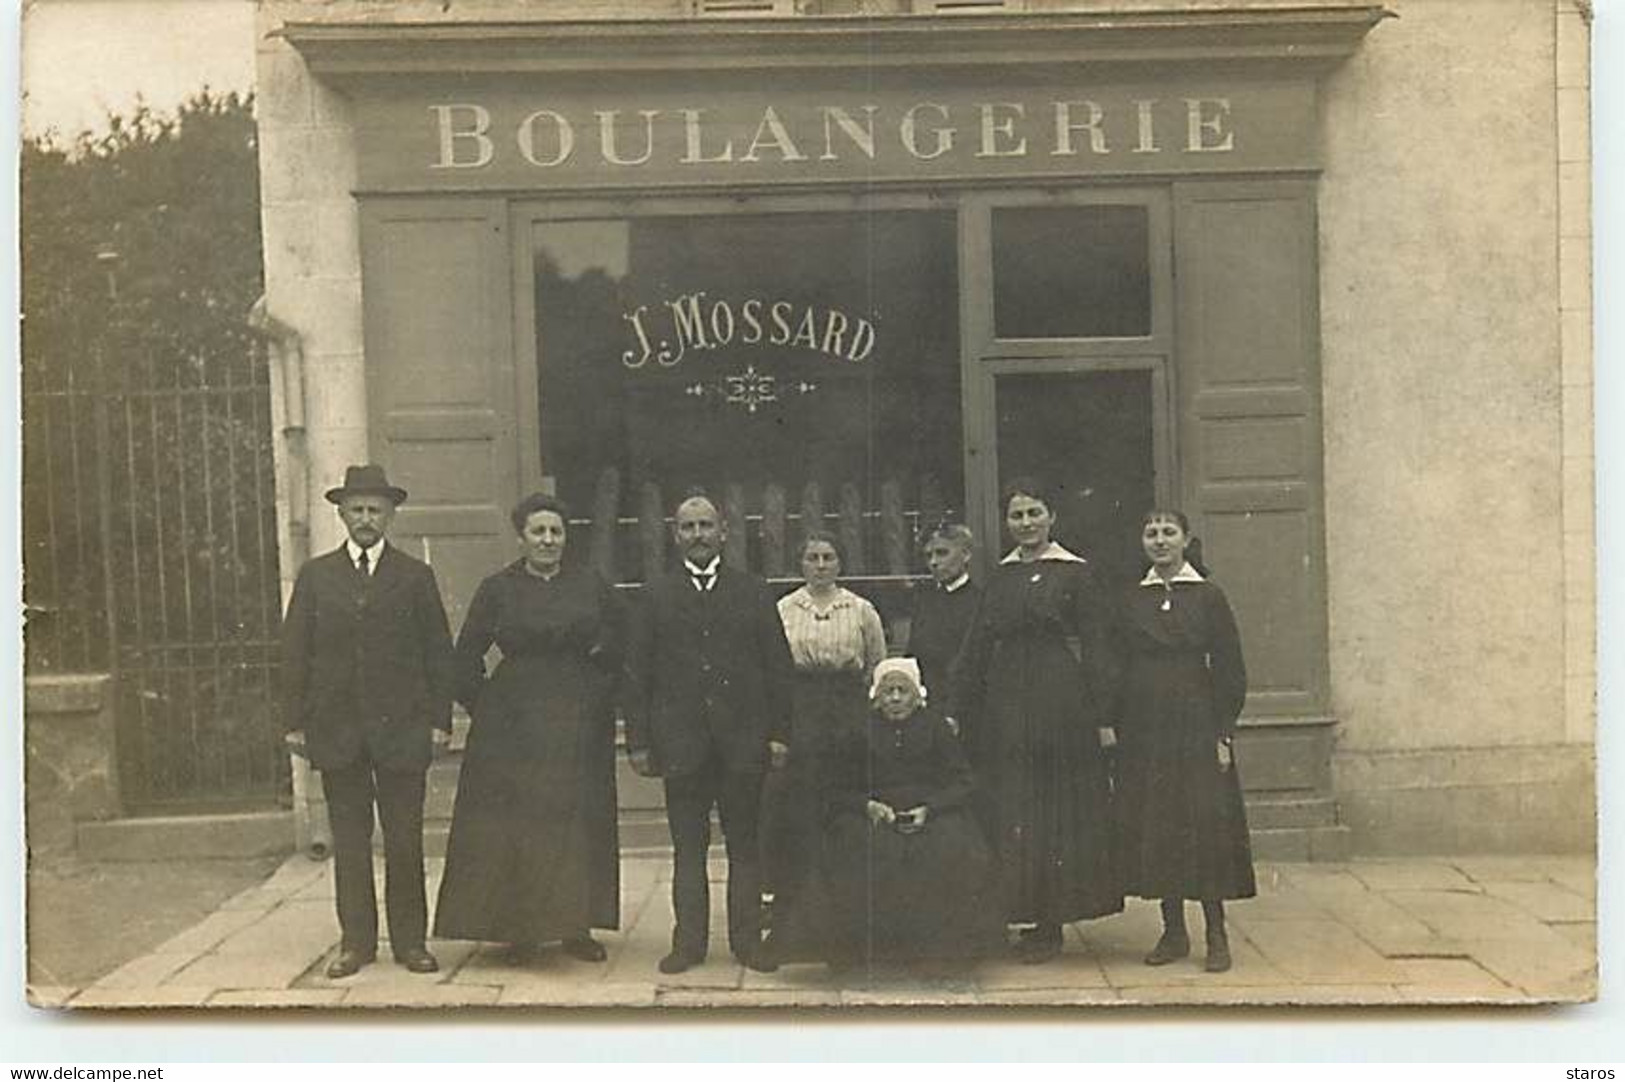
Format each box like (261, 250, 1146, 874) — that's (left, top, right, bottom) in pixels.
(995, 369, 1156, 591)
(534, 211, 961, 585)
(991, 205, 1151, 338)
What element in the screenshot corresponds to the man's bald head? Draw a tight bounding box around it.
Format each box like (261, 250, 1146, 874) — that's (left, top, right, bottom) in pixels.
(675, 494, 719, 521)
(673, 494, 726, 566)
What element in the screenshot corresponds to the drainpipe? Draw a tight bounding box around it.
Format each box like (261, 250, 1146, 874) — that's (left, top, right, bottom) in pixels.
(248, 296, 330, 861)
(248, 298, 311, 568)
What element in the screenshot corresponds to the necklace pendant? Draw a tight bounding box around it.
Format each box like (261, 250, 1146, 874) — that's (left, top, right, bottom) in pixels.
(1160, 598, 1172, 612)
(1029, 572, 1042, 584)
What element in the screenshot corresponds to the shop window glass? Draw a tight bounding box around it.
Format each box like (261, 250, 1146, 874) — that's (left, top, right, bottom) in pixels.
(991, 205, 1151, 338)
(534, 212, 961, 585)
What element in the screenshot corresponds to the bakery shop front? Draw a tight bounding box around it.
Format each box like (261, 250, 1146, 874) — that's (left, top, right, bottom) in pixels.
(277, 9, 1386, 853)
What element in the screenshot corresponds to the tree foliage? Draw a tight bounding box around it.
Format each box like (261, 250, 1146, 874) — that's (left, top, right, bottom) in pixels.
(21, 90, 264, 394)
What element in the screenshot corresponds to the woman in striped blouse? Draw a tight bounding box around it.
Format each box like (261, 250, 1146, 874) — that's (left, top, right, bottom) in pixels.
(762, 529, 887, 921)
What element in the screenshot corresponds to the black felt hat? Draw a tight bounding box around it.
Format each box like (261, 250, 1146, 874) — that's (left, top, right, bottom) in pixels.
(324, 464, 408, 506)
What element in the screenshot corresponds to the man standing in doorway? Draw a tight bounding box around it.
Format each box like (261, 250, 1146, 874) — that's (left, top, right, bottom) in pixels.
(281, 464, 455, 979)
(625, 493, 794, 974)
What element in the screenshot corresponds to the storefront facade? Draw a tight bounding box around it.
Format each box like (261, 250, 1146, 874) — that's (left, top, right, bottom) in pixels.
(256, 0, 1594, 855)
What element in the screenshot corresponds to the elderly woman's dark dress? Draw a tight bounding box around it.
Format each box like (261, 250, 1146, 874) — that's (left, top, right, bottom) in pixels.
(951, 547, 1122, 926)
(432, 562, 624, 945)
(1113, 570, 1256, 901)
(815, 708, 1002, 964)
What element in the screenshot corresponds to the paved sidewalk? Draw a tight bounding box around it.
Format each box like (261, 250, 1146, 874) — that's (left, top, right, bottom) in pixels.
(35, 854, 1595, 1010)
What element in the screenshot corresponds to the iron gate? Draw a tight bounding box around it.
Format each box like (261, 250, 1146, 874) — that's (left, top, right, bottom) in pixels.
(23, 331, 286, 812)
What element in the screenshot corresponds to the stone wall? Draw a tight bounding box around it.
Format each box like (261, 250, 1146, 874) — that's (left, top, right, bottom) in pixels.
(24, 676, 121, 858)
(1315, 0, 1592, 851)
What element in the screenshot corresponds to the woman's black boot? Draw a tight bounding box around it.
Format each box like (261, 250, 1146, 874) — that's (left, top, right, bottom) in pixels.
(1202, 901, 1231, 973)
(1144, 898, 1191, 966)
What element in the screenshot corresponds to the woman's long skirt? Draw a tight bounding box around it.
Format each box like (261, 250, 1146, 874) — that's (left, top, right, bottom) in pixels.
(760, 670, 866, 902)
(432, 653, 619, 944)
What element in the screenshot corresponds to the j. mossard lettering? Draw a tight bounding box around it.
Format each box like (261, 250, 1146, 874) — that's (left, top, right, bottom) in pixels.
(621, 293, 877, 369)
(427, 97, 1238, 171)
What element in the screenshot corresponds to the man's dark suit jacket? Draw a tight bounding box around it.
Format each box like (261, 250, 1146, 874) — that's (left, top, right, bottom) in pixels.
(624, 564, 794, 778)
(280, 544, 455, 773)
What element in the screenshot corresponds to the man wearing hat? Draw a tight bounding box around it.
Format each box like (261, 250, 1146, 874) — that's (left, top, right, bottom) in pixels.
(281, 464, 456, 979)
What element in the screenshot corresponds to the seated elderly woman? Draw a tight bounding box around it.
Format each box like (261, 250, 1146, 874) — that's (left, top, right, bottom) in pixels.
(792, 658, 1002, 974)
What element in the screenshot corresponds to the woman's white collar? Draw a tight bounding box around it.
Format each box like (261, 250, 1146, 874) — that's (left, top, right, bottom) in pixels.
(1000, 542, 1088, 565)
(1140, 562, 1205, 586)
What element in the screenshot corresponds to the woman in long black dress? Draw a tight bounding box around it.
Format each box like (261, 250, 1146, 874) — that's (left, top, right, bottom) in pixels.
(815, 658, 1001, 973)
(1113, 509, 1254, 973)
(949, 478, 1122, 964)
(432, 493, 624, 963)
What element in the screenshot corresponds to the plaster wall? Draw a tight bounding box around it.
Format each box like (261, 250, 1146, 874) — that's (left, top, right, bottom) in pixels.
(1317, 0, 1567, 756)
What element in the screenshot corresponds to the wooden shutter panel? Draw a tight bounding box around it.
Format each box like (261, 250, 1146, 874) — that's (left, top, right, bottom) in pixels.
(1174, 179, 1328, 718)
(360, 198, 516, 631)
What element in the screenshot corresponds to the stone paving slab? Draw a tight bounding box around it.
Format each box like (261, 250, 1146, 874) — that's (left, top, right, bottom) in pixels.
(836, 986, 984, 1008)
(973, 987, 1127, 1006)
(1385, 888, 1563, 942)
(259, 857, 331, 897)
(1313, 900, 1445, 958)
(1099, 936, 1289, 988)
(25, 985, 78, 1008)
(1389, 958, 1511, 995)
(56, 854, 1600, 1010)
(90, 950, 198, 990)
(214, 899, 337, 956)
(71, 986, 214, 1009)
(1455, 935, 1596, 1000)
(978, 954, 1114, 991)
(148, 906, 271, 959)
(1235, 919, 1407, 985)
(216, 882, 286, 913)
(1349, 862, 1483, 893)
(1481, 879, 1595, 923)
(343, 982, 503, 1008)
(1448, 856, 1566, 884)
(163, 950, 316, 991)
(1546, 862, 1595, 898)
(1116, 982, 1408, 1006)
(1392, 986, 1542, 1006)
(207, 988, 349, 1008)
(1271, 867, 1371, 898)
(498, 982, 658, 1008)
(1553, 921, 1597, 953)
(658, 987, 843, 1008)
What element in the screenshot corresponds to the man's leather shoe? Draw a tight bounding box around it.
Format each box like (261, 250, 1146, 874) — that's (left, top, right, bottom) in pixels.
(658, 950, 702, 975)
(395, 947, 440, 974)
(562, 935, 608, 963)
(325, 948, 374, 980)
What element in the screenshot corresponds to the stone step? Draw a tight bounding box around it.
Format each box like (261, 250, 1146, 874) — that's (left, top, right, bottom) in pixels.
(77, 810, 295, 862)
(1249, 824, 1352, 863)
(1235, 720, 1336, 793)
(1245, 795, 1340, 831)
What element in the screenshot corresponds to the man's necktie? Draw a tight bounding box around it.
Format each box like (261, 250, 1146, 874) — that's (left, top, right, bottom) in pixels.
(356, 550, 370, 578)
